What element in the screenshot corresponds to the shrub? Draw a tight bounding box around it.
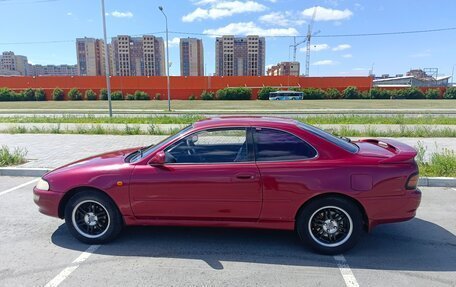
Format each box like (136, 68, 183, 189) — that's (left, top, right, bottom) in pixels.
(85, 89, 97, 101)
(342, 86, 361, 99)
(0, 145, 28, 167)
(100, 88, 108, 100)
(360, 90, 371, 99)
(370, 88, 391, 99)
(188, 94, 196, 100)
(126, 94, 135, 100)
(326, 88, 341, 99)
(52, 88, 64, 101)
(154, 93, 161, 100)
(395, 87, 425, 99)
(216, 87, 252, 100)
(68, 88, 82, 101)
(134, 90, 150, 100)
(23, 88, 35, 101)
(10, 91, 25, 101)
(35, 89, 46, 101)
(444, 87, 456, 99)
(302, 88, 325, 100)
(111, 91, 124, 100)
(0, 88, 12, 101)
(258, 86, 278, 100)
(425, 88, 440, 99)
(201, 90, 215, 100)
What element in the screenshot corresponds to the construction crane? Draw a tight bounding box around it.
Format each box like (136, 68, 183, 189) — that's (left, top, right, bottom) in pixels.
(288, 7, 319, 76)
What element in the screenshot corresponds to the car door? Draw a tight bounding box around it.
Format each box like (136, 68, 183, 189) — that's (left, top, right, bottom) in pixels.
(252, 127, 321, 221)
(129, 127, 263, 220)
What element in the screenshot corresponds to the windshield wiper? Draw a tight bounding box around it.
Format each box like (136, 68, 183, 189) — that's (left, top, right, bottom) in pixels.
(339, 136, 352, 143)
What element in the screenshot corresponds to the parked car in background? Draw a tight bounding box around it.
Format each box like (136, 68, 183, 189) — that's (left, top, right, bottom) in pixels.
(33, 117, 421, 254)
(269, 91, 304, 100)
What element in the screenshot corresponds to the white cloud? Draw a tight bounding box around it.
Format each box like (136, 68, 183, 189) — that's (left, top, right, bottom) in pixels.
(166, 37, 181, 48)
(342, 53, 352, 58)
(259, 11, 305, 27)
(183, 1, 267, 22)
(66, 12, 72, 16)
(312, 59, 337, 66)
(302, 6, 353, 21)
(410, 50, 431, 58)
(110, 11, 133, 18)
(203, 21, 298, 37)
(332, 44, 351, 51)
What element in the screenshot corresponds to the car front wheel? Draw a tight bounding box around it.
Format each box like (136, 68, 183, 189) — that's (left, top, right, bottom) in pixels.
(64, 191, 122, 244)
(296, 197, 363, 255)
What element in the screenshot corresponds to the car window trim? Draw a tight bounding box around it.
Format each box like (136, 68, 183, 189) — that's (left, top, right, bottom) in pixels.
(252, 126, 319, 163)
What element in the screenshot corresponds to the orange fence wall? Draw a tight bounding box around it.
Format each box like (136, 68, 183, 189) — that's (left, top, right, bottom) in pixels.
(0, 76, 373, 100)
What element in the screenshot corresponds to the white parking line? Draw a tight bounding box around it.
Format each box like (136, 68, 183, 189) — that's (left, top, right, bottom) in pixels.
(44, 245, 100, 287)
(452, 188, 456, 192)
(0, 178, 39, 197)
(333, 255, 359, 287)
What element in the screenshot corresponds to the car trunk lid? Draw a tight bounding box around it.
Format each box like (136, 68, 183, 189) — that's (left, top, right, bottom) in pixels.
(355, 138, 417, 163)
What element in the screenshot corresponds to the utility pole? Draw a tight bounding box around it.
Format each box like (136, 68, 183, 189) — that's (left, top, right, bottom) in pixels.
(101, 0, 112, 117)
(159, 6, 171, 112)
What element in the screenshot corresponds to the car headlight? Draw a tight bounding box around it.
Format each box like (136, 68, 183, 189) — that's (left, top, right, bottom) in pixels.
(36, 178, 50, 191)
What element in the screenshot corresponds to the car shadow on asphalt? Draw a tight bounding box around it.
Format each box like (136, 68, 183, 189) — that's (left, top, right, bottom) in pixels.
(51, 217, 456, 271)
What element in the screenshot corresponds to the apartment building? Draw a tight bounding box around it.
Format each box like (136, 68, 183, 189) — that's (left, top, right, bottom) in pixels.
(180, 38, 204, 76)
(215, 35, 265, 76)
(76, 38, 106, 76)
(111, 35, 165, 76)
(30, 64, 78, 76)
(267, 61, 300, 76)
(0, 51, 30, 76)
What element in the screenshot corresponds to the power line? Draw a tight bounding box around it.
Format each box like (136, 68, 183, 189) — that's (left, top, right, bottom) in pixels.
(1, 26, 455, 45)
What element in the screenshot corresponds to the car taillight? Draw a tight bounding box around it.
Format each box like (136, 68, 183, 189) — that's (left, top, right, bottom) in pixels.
(406, 173, 419, 190)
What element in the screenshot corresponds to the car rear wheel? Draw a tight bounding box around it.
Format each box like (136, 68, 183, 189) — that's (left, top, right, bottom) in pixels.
(296, 197, 363, 255)
(64, 191, 122, 244)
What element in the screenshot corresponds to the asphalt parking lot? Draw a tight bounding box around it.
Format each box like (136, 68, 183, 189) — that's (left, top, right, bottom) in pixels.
(0, 176, 455, 287)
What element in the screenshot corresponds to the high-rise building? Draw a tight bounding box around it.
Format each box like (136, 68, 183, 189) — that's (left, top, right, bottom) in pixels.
(111, 35, 165, 76)
(215, 35, 265, 76)
(0, 51, 30, 76)
(30, 64, 78, 76)
(267, 61, 300, 76)
(76, 38, 106, 76)
(180, 38, 204, 76)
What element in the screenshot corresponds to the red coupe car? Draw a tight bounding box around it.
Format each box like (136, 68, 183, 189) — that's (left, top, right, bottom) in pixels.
(33, 117, 421, 254)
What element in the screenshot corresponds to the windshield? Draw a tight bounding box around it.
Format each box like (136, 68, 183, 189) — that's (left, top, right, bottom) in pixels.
(130, 125, 193, 162)
(297, 122, 359, 154)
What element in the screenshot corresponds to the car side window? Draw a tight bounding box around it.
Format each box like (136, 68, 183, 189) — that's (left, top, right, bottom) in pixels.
(254, 128, 317, 162)
(164, 128, 249, 164)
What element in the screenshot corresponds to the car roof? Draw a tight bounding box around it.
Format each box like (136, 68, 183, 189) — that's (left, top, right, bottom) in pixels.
(193, 116, 298, 129)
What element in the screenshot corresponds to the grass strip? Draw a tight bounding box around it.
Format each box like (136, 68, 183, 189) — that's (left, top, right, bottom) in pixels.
(0, 145, 28, 167)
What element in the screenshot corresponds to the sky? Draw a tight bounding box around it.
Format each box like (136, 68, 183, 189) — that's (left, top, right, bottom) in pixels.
(1, 0, 455, 78)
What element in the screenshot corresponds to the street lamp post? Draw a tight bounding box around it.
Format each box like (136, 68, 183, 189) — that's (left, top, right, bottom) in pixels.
(101, 0, 112, 117)
(159, 6, 171, 112)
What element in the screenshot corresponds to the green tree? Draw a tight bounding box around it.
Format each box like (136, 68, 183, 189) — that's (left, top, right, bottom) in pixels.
(258, 86, 278, 100)
(325, 88, 341, 99)
(444, 87, 456, 99)
(201, 90, 214, 100)
(425, 89, 440, 99)
(68, 88, 82, 100)
(23, 88, 35, 101)
(35, 89, 46, 101)
(52, 88, 64, 101)
(342, 86, 360, 99)
(85, 89, 97, 101)
(302, 88, 325, 100)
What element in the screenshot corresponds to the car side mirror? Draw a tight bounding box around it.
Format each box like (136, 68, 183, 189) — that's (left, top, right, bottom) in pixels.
(150, 151, 166, 165)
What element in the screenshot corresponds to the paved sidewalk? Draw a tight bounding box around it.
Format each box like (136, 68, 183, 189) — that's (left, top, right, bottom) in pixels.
(1, 134, 455, 169)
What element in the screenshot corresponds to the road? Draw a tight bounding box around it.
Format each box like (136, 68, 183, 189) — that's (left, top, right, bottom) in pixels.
(0, 176, 455, 286)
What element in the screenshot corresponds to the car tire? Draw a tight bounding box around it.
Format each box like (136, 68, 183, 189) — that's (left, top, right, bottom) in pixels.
(296, 197, 363, 255)
(64, 190, 123, 244)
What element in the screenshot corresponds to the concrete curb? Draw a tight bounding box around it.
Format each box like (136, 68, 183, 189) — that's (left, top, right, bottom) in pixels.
(0, 167, 455, 188)
(0, 167, 50, 177)
(418, 177, 456, 188)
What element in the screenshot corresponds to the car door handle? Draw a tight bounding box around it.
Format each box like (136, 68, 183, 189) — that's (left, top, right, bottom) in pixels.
(235, 173, 256, 180)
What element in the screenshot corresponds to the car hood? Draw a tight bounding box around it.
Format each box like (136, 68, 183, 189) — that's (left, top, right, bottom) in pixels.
(44, 147, 139, 176)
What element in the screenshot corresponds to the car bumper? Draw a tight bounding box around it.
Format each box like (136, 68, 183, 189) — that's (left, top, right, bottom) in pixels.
(361, 188, 422, 231)
(33, 187, 64, 218)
